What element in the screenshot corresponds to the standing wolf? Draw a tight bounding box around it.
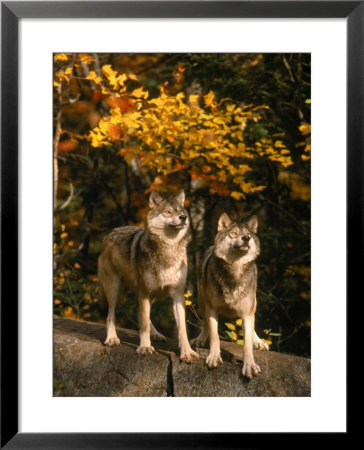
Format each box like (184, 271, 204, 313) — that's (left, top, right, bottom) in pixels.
(98, 190, 199, 362)
(191, 213, 269, 378)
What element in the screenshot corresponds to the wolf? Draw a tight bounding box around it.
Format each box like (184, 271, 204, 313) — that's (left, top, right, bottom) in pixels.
(98, 190, 199, 363)
(191, 212, 269, 378)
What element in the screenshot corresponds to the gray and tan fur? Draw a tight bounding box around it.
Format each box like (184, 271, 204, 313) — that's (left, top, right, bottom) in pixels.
(191, 213, 268, 378)
(98, 190, 199, 362)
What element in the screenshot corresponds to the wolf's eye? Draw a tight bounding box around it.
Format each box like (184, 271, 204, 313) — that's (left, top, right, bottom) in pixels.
(230, 231, 238, 238)
(165, 210, 171, 215)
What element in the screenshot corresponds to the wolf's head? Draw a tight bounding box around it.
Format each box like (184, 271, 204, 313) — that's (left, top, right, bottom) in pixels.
(146, 190, 190, 239)
(214, 213, 260, 264)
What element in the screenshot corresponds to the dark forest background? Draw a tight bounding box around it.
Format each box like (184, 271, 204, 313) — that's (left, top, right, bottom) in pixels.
(53, 53, 311, 356)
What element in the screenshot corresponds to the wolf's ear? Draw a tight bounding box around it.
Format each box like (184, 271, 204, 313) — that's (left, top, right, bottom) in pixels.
(175, 190, 185, 207)
(245, 215, 258, 233)
(218, 213, 233, 232)
(149, 191, 163, 209)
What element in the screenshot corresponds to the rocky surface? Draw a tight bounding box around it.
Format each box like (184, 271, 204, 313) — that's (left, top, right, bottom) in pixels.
(54, 317, 311, 397)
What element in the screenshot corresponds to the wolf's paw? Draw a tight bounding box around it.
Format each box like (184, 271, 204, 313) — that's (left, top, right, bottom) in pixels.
(190, 336, 207, 348)
(104, 336, 120, 347)
(253, 338, 269, 351)
(150, 331, 167, 342)
(136, 345, 156, 355)
(242, 360, 261, 379)
(180, 348, 200, 363)
(206, 352, 223, 369)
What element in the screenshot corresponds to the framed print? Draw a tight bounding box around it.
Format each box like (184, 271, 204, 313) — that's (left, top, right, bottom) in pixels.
(1, 1, 359, 448)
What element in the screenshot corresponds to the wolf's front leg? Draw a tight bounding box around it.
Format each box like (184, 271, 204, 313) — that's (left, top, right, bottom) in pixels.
(137, 296, 155, 355)
(242, 314, 261, 378)
(172, 291, 199, 363)
(205, 306, 223, 368)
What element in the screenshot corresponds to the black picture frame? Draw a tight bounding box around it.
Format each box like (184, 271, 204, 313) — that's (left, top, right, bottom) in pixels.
(1, 1, 358, 448)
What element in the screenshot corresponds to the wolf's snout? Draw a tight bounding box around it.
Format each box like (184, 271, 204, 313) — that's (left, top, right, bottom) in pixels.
(233, 243, 248, 250)
(179, 214, 187, 222)
(233, 237, 250, 251)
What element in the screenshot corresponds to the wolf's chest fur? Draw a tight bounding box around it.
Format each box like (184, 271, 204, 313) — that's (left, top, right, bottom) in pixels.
(141, 240, 187, 296)
(209, 259, 257, 316)
(145, 257, 186, 293)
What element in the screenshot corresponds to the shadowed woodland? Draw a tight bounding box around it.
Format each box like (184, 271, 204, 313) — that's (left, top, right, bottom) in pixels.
(53, 53, 311, 357)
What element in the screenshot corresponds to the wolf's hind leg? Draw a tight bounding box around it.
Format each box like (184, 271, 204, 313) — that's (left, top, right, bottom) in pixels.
(190, 320, 209, 348)
(137, 297, 155, 355)
(253, 331, 269, 351)
(103, 276, 121, 347)
(242, 315, 261, 378)
(150, 321, 166, 342)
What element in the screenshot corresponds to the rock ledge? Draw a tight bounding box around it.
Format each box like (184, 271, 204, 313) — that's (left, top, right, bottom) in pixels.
(54, 317, 310, 397)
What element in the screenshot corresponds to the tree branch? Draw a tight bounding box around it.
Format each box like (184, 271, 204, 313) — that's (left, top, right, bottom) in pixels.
(56, 183, 74, 213)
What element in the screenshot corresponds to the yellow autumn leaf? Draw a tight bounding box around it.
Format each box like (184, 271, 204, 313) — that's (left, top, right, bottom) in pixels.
(101, 65, 127, 90)
(299, 123, 311, 135)
(204, 90, 215, 108)
(118, 73, 128, 85)
(184, 291, 192, 298)
(189, 95, 200, 112)
(225, 322, 236, 331)
(236, 319, 243, 326)
(230, 191, 245, 201)
(86, 71, 103, 84)
(185, 300, 192, 306)
(274, 140, 286, 148)
(88, 129, 108, 148)
(101, 64, 117, 79)
(131, 87, 148, 99)
(54, 53, 69, 61)
(79, 54, 95, 64)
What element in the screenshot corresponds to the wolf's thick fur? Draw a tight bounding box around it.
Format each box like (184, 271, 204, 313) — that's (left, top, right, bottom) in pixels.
(98, 190, 199, 362)
(191, 213, 268, 378)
